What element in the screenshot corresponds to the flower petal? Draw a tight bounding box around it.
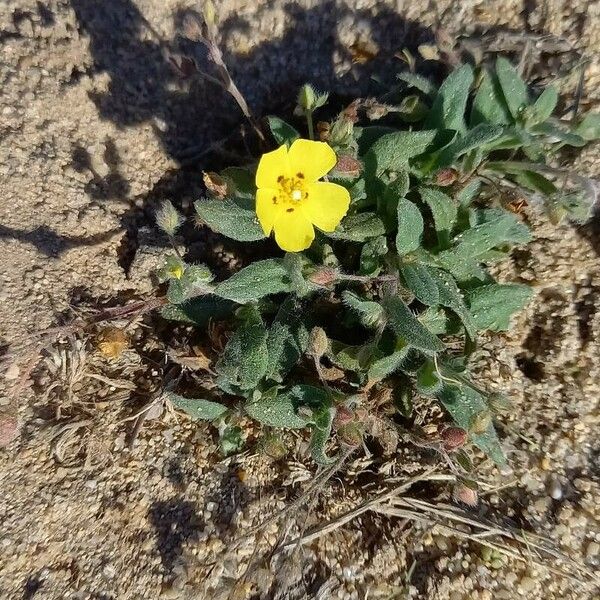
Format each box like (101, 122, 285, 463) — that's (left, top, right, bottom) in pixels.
(303, 182, 351, 232)
(256, 144, 289, 189)
(256, 188, 284, 235)
(273, 209, 315, 252)
(287, 139, 337, 182)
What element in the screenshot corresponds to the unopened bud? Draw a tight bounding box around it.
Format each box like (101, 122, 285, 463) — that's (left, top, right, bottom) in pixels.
(434, 168, 458, 187)
(308, 267, 338, 287)
(333, 155, 362, 179)
(333, 405, 354, 427)
(441, 426, 467, 451)
(308, 327, 328, 359)
(155, 200, 183, 236)
(297, 84, 328, 113)
(453, 483, 478, 507)
(0, 414, 19, 447)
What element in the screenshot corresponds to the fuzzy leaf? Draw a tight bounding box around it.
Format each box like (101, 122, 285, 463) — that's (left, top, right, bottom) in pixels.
(215, 259, 291, 303)
(216, 309, 269, 390)
(355, 126, 397, 155)
(396, 198, 424, 256)
(416, 361, 443, 395)
(310, 405, 336, 465)
(368, 345, 411, 380)
(530, 121, 586, 147)
(425, 64, 474, 133)
(194, 198, 265, 242)
(427, 267, 476, 338)
(438, 385, 506, 465)
(466, 283, 533, 331)
(342, 291, 384, 328)
(437, 124, 504, 166)
(328, 212, 386, 242)
(419, 186, 457, 246)
(365, 130, 437, 173)
(220, 167, 256, 199)
(397, 72, 436, 97)
(575, 113, 600, 141)
(383, 296, 445, 354)
(161, 295, 234, 326)
(470, 70, 512, 126)
(400, 263, 439, 306)
(526, 87, 558, 125)
(456, 179, 482, 208)
(267, 116, 300, 146)
(167, 392, 228, 421)
(265, 298, 309, 382)
(244, 386, 317, 429)
(495, 57, 529, 119)
(359, 236, 388, 275)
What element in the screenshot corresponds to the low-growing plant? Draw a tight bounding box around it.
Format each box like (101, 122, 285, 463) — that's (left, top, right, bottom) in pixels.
(155, 46, 598, 467)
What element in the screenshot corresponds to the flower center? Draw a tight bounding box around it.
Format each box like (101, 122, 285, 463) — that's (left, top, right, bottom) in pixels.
(272, 172, 308, 212)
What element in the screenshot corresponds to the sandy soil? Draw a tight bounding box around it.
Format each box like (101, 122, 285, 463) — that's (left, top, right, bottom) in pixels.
(0, 1, 599, 599)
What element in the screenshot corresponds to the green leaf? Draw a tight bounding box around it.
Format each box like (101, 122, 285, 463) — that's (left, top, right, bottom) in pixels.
(526, 87, 558, 125)
(328, 341, 363, 371)
(530, 121, 586, 147)
(220, 167, 256, 199)
(400, 263, 439, 306)
(575, 113, 600, 141)
(328, 212, 386, 242)
(368, 345, 411, 381)
(310, 405, 336, 465)
(265, 298, 309, 382)
(194, 198, 264, 242)
(456, 178, 482, 208)
(495, 57, 528, 119)
(419, 186, 457, 246)
(470, 70, 512, 126)
(397, 72, 436, 97)
(161, 295, 234, 326)
(216, 308, 269, 390)
(514, 170, 557, 196)
(396, 198, 424, 256)
(425, 64, 474, 133)
(167, 392, 228, 421)
(359, 236, 388, 275)
(342, 291, 384, 328)
(244, 386, 316, 429)
(437, 124, 504, 166)
(383, 296, 445, 354)
(466, 283, 533, 331)
(427, 267, 476, 338)
(438, 385, 506, 465)
(215, 259, 291, 303)
(267, 116, 300, 146)
(419, 306, 452, 335)
(416, 360, 443, 395)
(365, 130, 437, 173)
(355, 126, 397, 155)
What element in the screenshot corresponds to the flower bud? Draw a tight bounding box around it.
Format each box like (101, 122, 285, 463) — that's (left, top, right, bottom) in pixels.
(337, 423, 363, 447)
(308, 327, 328, 359)
(333, 405, 354, 427)
(155, 200, 183, 236)
(441, 426, 467, 451)
(453, 483, 478, 507)
(308, 266, 338, 287)
(297, 84, 317, 112)
(434, 168, 458, 187)
(332, 155, 362, 179)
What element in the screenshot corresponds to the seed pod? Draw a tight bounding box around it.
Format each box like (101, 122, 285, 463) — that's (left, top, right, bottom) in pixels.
(96, 327, 129, 359)
(441, 426, 467, 451)
(434, 168, 458, 187)
(453, 483, 478, 507)
(0, 414, 19, 447)
(308, 327, 328, 359)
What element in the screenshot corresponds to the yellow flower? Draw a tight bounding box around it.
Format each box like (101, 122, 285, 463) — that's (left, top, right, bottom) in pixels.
(255, 139, 351, 252)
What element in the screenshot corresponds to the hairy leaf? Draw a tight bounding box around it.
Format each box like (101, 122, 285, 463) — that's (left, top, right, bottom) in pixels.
(575, 113, 600, 141)
(267, 116, 300, 146)
(400, 263, 439, 306)
(215, 259, 291, 303)
(365, 130, 437, 173)
(368, 345, 411, 380)
(495, 57, 528, 119)
(328, 212, 386, 242)
(342, 291, 384, 328)
(526, 87, 558, 125)
(244, 386, 317, 429)
(419, 186, 457, 246)
(161, 295, 234, 326)
(470, 70, 512, 126)
(397, 71, 436, 97)
(425, 64, 474, 133)
(167, 392, 228, 421)
(466, 283, 533, 331)
(194, 198, 265, 242)
(396, 198, 424, 255)
(383, 296, 445, 353)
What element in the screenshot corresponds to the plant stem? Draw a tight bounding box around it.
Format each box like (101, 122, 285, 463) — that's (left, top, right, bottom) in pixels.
(306, 110, 315, 140)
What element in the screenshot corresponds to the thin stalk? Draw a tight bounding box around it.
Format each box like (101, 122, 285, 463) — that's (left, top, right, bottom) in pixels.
(306, 110, 315, 140)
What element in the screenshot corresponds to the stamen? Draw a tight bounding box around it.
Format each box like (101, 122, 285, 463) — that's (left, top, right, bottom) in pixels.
(292, 190, 302, 201)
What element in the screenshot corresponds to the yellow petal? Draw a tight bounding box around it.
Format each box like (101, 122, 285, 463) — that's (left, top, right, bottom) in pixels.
(256, 144, 289, 189)
(273, 209, 315, 252)
(303, 182, 351, 232)
(287, 139, 337, 182)
(256, 188, 283, 235)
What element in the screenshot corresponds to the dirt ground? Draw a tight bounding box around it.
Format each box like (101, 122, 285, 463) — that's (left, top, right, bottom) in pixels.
(1, 1, 599, 599)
